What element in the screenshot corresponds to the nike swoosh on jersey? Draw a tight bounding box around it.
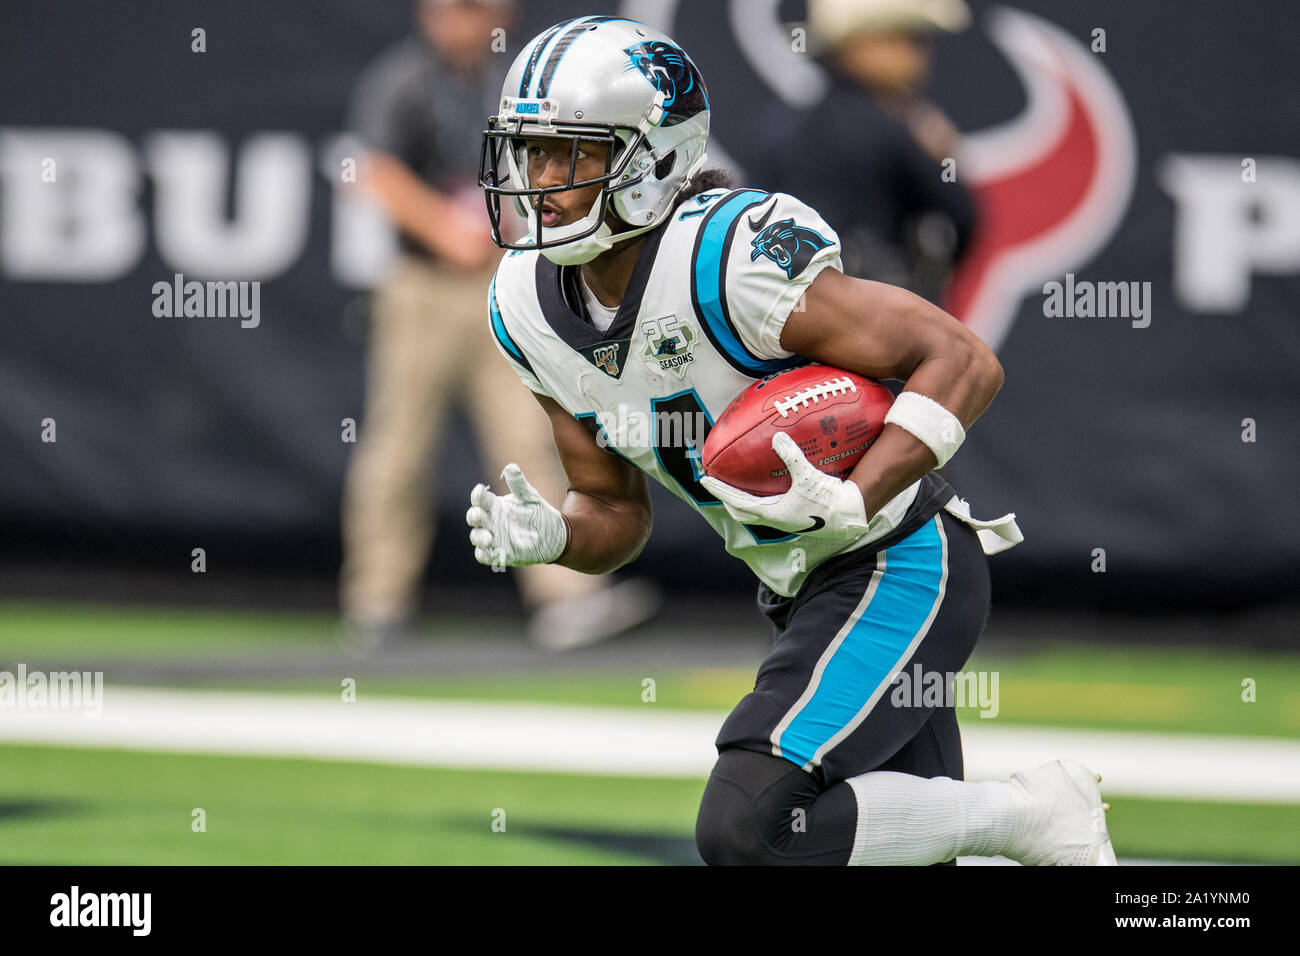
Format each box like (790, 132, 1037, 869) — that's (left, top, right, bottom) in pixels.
(746, 197, 779, 232)
(795, 516, 826, 534)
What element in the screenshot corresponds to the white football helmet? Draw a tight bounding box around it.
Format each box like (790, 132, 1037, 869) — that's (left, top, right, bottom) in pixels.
(479, 16, 711, 265)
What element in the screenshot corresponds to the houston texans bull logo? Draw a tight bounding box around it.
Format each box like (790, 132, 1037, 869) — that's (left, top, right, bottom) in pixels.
(623, 41, 708, 124)
(750, 218, 833, 280)
(639, 3, 1136, 355)
(943, 8, 1137, 352)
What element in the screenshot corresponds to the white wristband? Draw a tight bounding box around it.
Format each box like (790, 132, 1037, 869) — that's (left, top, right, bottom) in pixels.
(884, 391, 966, 468)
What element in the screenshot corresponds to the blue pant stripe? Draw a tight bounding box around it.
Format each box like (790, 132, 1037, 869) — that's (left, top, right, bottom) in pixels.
(774, 517, 947, 769)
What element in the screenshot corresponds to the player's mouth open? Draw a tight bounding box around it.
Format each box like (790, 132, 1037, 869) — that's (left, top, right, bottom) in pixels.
(538, 200, 564, 227)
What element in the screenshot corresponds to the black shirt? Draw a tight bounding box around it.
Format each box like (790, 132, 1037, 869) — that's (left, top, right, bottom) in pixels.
(755, 72, 976, 300)
(347, 35, 507, 259)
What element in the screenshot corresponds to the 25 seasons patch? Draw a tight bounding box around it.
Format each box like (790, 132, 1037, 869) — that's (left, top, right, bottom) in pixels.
(640, 314, 697, 378)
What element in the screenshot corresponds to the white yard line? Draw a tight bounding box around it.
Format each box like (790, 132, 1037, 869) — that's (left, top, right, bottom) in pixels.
(0, 689, 719, 778)
(2, 686, 1299, 803)
(957, 723, 1300, 804)
(956, 855, 1229, 866)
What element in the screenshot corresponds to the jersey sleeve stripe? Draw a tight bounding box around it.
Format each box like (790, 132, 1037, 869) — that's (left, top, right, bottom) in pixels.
(489, 274, 535, 376)
(690, 189, 805, 377)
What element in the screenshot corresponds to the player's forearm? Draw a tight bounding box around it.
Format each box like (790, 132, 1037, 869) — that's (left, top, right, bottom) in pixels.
(555, 491, 653, 574)
(849, 340, 1004, 518)
(849, 425, 947, 519)
(785, 270, 1005, 518)
(899, 332, 1005, 431)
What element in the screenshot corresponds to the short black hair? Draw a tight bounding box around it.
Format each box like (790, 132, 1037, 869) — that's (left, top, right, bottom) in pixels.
(671, 168, 735, 210)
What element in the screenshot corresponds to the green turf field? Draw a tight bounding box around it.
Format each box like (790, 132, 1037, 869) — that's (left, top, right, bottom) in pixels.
(0, 745, 702, 865)
(2, 744, 1298, 865)
(2, 600, 1298, 864)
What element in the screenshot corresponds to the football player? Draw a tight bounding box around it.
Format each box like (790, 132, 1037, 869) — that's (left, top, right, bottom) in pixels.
(467, 16, 1115, 865)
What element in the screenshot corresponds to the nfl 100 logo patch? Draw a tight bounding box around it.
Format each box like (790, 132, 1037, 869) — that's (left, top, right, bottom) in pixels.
(641, 314, 697, 378)
(590, 343, 622, 377)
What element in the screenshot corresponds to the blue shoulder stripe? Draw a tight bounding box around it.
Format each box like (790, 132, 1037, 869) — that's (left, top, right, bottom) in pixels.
(690, 189, 804, 378)
(489, 275, 535, 376)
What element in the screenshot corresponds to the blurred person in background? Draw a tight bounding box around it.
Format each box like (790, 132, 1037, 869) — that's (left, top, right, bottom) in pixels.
(340, 0, 658, 652)
(758, 0, 976, 303)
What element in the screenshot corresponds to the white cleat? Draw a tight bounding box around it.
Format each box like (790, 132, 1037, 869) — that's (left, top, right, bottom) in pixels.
(1005, 760, 1118, 866)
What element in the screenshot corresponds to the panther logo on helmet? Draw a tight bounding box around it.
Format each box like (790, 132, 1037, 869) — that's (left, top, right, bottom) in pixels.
(750, 219, 833, 279)
(623, 41, 709, 125)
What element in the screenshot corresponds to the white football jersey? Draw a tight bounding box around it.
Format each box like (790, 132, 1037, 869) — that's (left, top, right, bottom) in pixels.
(488, 187, 926, 597)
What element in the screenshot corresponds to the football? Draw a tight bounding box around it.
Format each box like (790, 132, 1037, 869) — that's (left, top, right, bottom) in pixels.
(701, 365, 894, 496)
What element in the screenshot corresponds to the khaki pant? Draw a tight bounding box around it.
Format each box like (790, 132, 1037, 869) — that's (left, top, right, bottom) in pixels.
(339, 254, 599, 621)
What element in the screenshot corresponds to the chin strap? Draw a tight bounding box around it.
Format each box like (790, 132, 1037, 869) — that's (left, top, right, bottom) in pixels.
(539, 216, 660, 266)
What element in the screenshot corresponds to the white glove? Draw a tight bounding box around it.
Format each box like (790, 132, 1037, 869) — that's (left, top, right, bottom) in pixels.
(466, 463, 569, 568)
(699, 432, 885, 541)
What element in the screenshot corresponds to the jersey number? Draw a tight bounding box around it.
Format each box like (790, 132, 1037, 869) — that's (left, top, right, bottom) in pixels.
(677, 191, 723, 220)
(651, 391, 790, 542)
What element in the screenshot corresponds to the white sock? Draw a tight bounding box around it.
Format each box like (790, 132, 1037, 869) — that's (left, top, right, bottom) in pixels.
(846, 771, 1020, 865)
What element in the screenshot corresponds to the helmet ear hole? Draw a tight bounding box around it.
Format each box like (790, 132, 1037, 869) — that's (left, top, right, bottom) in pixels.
(654, 150, 677, 180)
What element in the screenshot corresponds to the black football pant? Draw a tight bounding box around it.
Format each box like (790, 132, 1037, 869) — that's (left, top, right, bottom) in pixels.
(695, 510, 990, 865)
